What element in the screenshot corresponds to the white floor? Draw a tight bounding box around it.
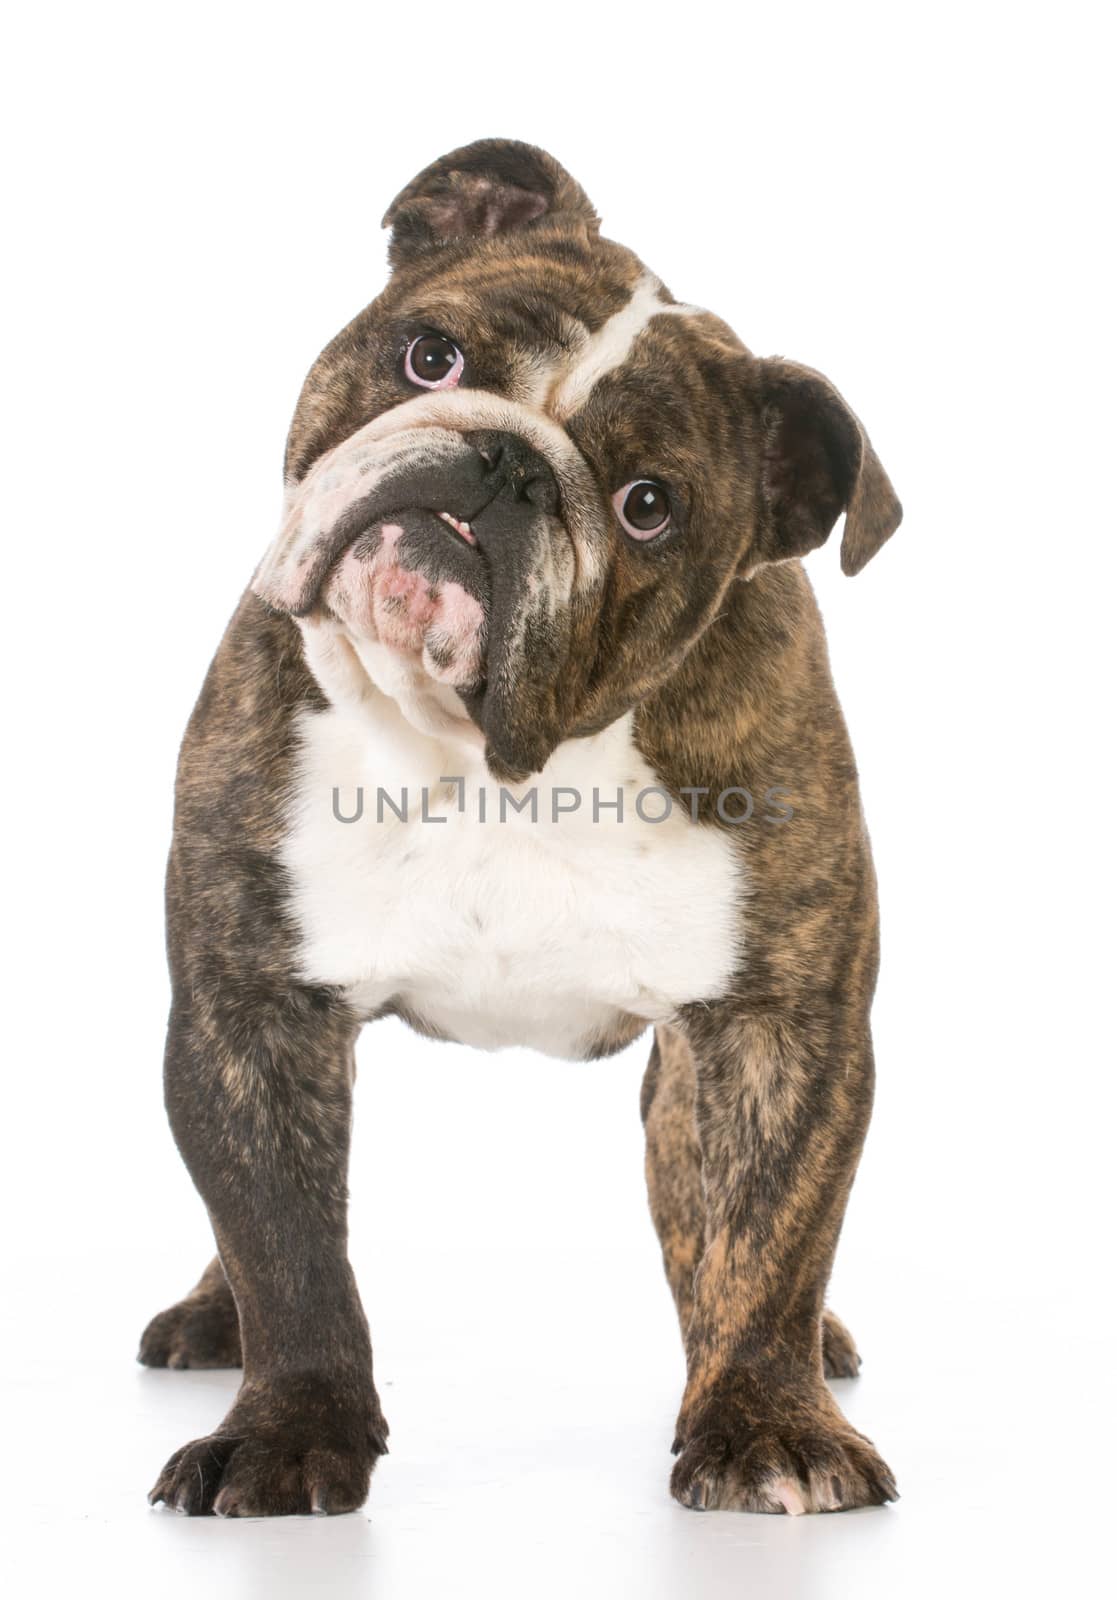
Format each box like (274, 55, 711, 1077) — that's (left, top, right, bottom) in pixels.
(6, 1234, 1109, 1600)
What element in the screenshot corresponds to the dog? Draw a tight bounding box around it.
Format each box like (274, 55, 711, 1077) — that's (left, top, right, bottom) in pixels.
(140, 138, 902, 1518)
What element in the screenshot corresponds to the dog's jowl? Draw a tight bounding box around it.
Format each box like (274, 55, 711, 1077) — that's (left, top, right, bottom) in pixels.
(140, 139, 902, 1517)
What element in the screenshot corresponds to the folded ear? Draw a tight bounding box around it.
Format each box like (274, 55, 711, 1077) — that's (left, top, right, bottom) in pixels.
(756, 359, 902, 576)
(382, 138, 599, 268)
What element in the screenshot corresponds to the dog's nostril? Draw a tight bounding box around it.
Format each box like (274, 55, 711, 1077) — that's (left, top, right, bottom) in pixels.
(466, 429, 559, 515)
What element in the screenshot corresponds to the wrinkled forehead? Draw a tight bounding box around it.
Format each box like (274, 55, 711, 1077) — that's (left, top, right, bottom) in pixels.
(383, 240, 748, 439)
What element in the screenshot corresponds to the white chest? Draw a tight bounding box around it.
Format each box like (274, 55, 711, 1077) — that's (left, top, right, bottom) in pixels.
(279, 697, 743, 1058)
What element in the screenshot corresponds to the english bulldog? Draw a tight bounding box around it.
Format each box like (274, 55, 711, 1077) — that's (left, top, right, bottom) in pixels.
(141, 138, 903, 1518)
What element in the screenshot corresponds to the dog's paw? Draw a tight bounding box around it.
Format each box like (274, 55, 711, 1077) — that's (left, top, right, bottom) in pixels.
(138, 1295, 242, 1370)
(671, 1393, 896, 1514)
(149, 1431, 378, 1517)
(821, 1310, 862, 1380)
(148, 1375, 388, 1517)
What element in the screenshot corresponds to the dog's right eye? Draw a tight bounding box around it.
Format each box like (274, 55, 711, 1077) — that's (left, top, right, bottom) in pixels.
(613, 479, 672, 541)
(404, 334, 464, 390)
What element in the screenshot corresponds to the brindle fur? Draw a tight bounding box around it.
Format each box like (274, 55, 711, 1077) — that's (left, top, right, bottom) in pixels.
(142, 139, 900, 1517)
(642, 1029, 860, 1382)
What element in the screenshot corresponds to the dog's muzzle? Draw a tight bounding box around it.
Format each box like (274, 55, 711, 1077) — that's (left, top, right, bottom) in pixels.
(254, 420, 584, 775)
(317, 429, 561, 689)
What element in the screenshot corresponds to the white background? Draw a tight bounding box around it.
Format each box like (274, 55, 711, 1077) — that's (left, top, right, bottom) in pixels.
(2, 2, 1113, 1596)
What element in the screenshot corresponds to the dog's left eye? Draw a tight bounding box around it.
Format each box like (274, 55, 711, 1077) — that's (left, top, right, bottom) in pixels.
(404, 334, 464, 390)
(613, 479, 672, 541)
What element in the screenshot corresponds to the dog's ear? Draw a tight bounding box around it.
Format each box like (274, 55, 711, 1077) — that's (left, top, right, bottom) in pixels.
(382, 138, 599, 268)
(755, 359, 902, 576)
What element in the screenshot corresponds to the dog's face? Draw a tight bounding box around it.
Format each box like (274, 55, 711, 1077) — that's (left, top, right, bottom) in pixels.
(253, 139, 901, 779)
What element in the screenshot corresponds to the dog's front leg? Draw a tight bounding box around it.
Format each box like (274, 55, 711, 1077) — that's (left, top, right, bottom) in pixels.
(670, 1005, 895, 1514)
(148, 991, 387, 1517)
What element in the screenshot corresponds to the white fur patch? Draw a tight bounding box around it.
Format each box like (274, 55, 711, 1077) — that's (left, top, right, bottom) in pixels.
(550, 274, 702, 419)
(280, 696, 742, 1059)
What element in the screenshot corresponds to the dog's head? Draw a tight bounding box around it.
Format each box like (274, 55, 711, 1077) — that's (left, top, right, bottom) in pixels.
(253, 139, 901, 779)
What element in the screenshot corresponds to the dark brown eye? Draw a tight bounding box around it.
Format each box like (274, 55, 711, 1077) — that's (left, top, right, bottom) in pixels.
(404, 334, 464, 389)
(613, 479, 671, 540)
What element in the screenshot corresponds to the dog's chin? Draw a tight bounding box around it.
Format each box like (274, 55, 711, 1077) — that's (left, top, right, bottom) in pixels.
(299, 607, 490, 756)
(281, 512, 491, 753)
(303, 511, 576, 778)
(321, 515, 489, 690)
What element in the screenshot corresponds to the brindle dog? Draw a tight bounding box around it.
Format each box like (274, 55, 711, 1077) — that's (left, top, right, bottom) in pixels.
(141, 139, 902, 1518)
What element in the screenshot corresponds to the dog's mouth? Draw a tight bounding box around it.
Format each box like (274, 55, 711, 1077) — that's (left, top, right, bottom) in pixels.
(255, 416, 595, 778)
(436, 510, 476, 544)
(320, 501, 493, 693)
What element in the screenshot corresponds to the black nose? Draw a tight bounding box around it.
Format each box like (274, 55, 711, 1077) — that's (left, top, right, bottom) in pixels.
(466, 429, 560, 517)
